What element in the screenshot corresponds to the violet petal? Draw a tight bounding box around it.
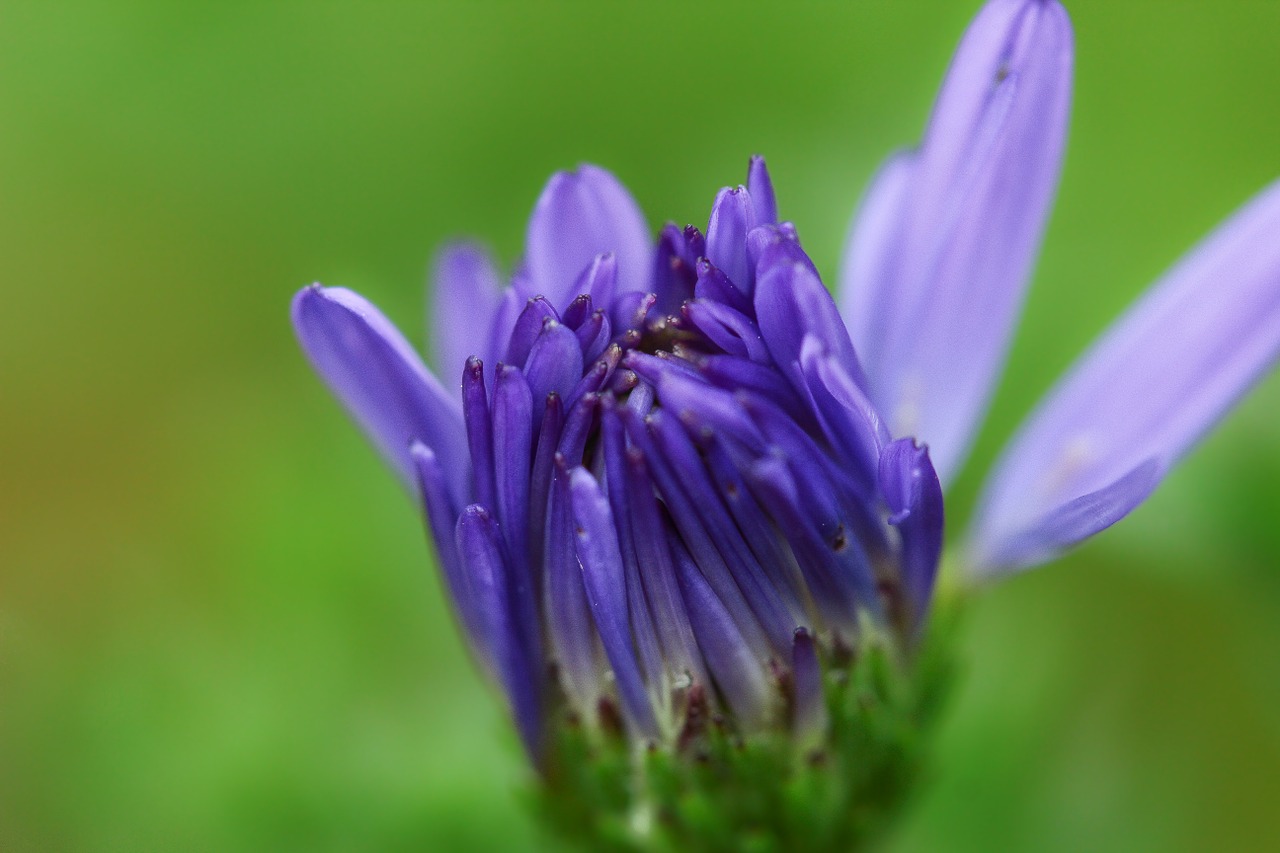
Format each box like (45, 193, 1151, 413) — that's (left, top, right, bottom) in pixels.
(292, 285, 468, 507)
(972, 179, 1280, 574)
(839, 0, 1073, 482)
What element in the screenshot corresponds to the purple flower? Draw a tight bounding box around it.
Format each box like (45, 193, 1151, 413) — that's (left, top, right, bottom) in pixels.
(292, 0, 1280, 774)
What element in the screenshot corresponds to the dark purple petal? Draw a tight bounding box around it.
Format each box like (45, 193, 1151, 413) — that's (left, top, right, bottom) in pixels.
(528, 392, 565, 568)
(561, 293, 594, 330)
(973, 178, 1280, 575)
(577, 310, 612, 364)
(570, 467, 660, 739)
(544, 459, 601, 715)
(462, 356, 496, 512)
(622, 442, 708, 690)
(748, 155, 778, 226)
(878, 439, 944, 635)
(685, 299, 770, 363)
(668, 537, 771, 727)
(755, 241, 867, 397)
(791, 627, 825, 739)
(652, 224, 699, 316)
(505, 296, 560, 368)
(694, 258, 753, 317)
(430, 242, 503, 375)
(619, 408, 773, 660)
(492, 363, 534, 581)
(702, 439, 809, 625)
(524, 319, 584, 409)
(840, 0, 1073, 482)
(706, 185, 755, 295)
(746, 452, 879, 636)
(456, 505, 543, 763)
(292, 285, 468, 507)
(522, 165, 651, 311)
(655, 372, 765, 451)
(649, 411, 797, 653)
(600, 407, 666, 703)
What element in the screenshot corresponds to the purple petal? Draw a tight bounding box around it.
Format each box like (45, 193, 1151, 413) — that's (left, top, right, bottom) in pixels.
(521, 165, 651, 312)
(878, 439, 944, 634)
(430, 242, 503, 375)
(505, 296, 560, 368)
(972, 179, 1280, 575)
(543, 460, 600, 715)
(791, 627, 825, 739)
(706, 186, 755, 295)
(570, 467, 660, 739)
(456, 505, 543, 763)
(668, 536, 772, 728)
(755, 240, 867, 396)
(684, 299, 770, 363)
(748, 155, 778, 226)
(410, 442, 480, 656)
(462, 356, 495, 512)
(492, 364, 534, 585)
(622, 442, 708, 690)
(695, 258, 753, 317)
(839, 0, 1073, 482)
(572, 252, 618, 309)
(523, 319, 583, 409)
(292, 285, 468, 507)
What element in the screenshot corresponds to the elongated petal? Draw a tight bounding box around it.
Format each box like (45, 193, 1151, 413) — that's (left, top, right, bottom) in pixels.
(756, 240, 866, 395)
(524, 319, 583, 408)
(292, 285, 468, 507)
(669, 537, 772, 728)
(706, 186, 755, 295)
(878, 439, 944, 634)
(570, 468, 660, 739)
(972, 179, 1280, 574)
(839, 0, 1073, 482)
(522, 165, 651, 311)
(748, 155, 778, 226)
(430, 242, 503, 374)
(456, 505, 543, 763)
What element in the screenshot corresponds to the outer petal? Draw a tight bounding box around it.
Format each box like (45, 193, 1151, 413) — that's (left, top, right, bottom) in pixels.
(293, 285, 468, 507)
(839, 0, 1073, 482)
(456, 505, 543, 763)
(971, 179, 1280, 575)
(430, 242, 503, 374)
(521, 164, 651, 311)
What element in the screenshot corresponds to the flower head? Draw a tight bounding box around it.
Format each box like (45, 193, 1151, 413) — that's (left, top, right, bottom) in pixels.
(292, 0, 1280, 846)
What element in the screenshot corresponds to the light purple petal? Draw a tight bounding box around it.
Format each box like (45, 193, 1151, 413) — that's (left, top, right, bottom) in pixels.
(430, 242, 503, 375)
(292, 285, 468, 507)
(839, 0, 1073, 483)
(972, 179, 1280, 575)
(521, 164, 651, 312)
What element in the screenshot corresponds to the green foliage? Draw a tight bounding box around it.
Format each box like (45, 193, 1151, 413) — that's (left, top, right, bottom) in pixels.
(532, 615, 958, 852)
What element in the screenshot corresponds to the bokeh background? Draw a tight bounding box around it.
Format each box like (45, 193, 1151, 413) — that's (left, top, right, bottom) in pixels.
(3, 1, 1279, 850)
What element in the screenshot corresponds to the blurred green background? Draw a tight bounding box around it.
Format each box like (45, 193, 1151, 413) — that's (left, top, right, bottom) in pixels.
(2, 1, 1279, 850)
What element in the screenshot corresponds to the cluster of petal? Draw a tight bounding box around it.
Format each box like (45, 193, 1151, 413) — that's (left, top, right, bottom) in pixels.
(295, 156, 943, 762)
(292, 0, 1280, 767)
